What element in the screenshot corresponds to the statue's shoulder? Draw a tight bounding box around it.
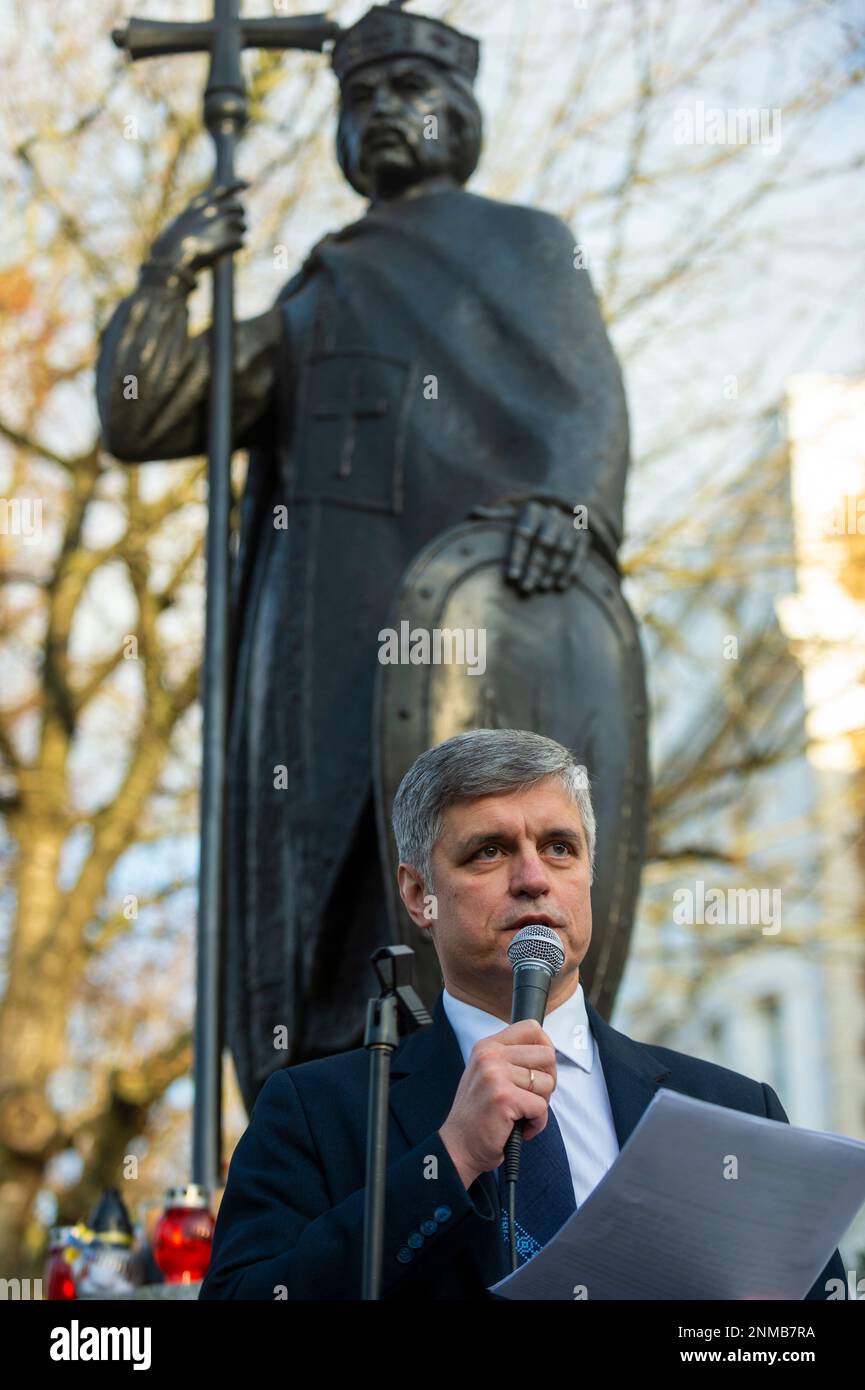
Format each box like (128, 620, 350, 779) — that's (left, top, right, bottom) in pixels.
(455, 188, 575, 248)
(461, 187, 570, 225)
(272, 223, 355, 305)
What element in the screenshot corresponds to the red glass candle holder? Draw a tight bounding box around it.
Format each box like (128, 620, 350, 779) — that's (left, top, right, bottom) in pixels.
(153, 1185, 215, 1284)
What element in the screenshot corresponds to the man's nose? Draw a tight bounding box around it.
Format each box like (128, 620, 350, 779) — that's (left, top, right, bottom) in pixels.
(370, 84, 400, 117)
(510, 848, 551, 897)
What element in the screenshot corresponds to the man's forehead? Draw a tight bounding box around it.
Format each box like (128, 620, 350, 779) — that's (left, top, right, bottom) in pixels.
(342, 55, 440, 86)
(439, 779, 583, 837)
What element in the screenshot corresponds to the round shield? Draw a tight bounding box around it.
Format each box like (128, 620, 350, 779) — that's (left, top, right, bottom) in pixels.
(372, 518, 650, 1020)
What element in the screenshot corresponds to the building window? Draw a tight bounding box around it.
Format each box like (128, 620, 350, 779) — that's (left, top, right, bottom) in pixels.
(756, 993, 786, 1102)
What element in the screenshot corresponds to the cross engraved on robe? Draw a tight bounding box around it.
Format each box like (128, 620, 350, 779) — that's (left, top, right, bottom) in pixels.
(313, 366, 389, 480)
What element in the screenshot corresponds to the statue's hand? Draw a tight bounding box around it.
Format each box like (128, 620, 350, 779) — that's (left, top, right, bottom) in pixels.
(470, 500, 589, 594)
(149, 180, 248, 277)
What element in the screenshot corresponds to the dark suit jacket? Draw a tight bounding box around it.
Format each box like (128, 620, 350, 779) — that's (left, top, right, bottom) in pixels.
(199, 990, 848, 1300)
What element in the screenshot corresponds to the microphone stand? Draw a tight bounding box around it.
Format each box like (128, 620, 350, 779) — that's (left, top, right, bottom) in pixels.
(362, 945, 431, 1300)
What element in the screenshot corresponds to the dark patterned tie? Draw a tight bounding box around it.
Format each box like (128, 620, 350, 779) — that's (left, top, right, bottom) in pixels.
(497, 1105, 577, 1265)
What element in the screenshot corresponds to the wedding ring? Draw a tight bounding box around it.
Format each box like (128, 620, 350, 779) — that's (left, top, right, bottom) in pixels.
(528, 1068, 535, 1091)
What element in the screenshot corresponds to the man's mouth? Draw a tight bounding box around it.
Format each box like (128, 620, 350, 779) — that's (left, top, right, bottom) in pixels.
(501, 916, 565, 934)
(365, 125, 407, 149)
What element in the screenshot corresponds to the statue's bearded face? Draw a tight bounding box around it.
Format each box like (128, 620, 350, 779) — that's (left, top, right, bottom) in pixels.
(338, 56, 460, 197)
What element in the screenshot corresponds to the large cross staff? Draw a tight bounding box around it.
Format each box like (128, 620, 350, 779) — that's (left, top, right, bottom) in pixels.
(112, 2, 339, 1193)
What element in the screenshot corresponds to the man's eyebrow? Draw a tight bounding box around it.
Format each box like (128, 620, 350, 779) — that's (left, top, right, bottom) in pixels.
(346, 60, 424, 90)
(453, 826, 584, 857)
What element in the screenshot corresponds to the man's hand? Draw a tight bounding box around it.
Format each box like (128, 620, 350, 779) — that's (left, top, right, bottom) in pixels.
(470, 500, 589, 593)
(149, 180, 248, 278)
(439, 1019, 557, 1189)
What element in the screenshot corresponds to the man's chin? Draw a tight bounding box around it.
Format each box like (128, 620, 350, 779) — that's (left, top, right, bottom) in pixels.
(363, 145, 414, 174)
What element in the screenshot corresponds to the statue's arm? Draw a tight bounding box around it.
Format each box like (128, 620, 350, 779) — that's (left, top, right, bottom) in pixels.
(96, 275, 280, 463)
(96, 181, 282, 463)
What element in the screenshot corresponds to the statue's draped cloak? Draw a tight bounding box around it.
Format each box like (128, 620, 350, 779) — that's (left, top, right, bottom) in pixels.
(227, 188, 629, 1107)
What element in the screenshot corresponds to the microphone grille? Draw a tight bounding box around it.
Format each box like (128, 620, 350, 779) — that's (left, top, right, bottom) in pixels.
(507, 924, 566, 975)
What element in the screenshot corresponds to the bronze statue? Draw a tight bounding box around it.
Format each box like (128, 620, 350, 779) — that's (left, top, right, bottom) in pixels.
(97, 4, 648, 1115)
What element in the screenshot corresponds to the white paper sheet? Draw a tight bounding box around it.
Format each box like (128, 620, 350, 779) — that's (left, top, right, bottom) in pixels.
(489, 1089, 865, 1300)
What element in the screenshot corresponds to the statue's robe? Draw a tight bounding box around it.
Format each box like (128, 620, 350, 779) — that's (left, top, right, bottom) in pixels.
(97, 186, 630, 1113)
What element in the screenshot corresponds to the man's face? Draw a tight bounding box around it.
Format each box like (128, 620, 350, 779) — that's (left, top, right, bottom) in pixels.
(398, 776, 593, 1020)
(339, 56, 457, 197)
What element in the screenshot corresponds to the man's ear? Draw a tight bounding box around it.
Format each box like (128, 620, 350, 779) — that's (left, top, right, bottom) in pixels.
(398, 863, 433, 932)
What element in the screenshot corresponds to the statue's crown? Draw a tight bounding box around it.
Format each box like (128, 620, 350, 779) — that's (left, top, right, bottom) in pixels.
(331, 4, 480, 85)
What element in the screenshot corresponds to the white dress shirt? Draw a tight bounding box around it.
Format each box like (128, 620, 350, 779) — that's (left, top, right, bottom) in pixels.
(442, 981, 621, 1206)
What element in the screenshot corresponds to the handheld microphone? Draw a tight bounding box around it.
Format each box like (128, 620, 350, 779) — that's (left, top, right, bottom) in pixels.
(503, 923, 565, 1185)
(500, 923, 565, 1271)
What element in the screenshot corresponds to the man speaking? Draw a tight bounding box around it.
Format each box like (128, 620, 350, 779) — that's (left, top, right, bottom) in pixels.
(199, 728, 847, 1300)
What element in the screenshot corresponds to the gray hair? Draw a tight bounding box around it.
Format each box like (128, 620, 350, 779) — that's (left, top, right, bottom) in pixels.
(392, 728, 596, 890)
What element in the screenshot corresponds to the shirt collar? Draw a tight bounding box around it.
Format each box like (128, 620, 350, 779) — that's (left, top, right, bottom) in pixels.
(442, 980, 594, 1073)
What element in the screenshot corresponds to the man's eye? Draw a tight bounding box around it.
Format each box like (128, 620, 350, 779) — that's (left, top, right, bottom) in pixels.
(548, 842, 573, 856)
(475, 844, 501, 860)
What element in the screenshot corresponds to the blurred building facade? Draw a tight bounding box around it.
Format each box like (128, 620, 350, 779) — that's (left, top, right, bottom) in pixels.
(616, 373, 865, 1280)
